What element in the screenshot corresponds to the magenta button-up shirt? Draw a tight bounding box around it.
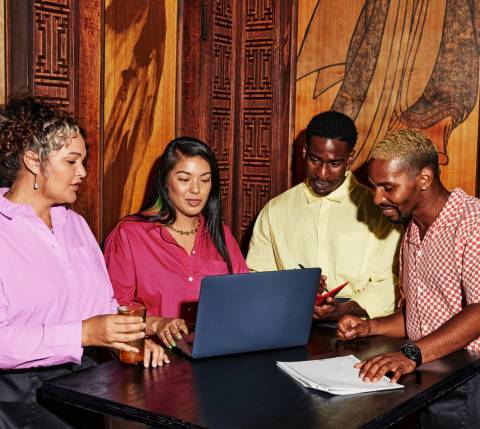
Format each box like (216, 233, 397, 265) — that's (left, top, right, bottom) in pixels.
(104, 216, 248, 318)
(0, 188, 117, 369)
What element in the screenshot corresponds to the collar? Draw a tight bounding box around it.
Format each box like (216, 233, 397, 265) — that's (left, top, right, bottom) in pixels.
(149, 213, 206, 233)
(0, 188, 38, 219)
(0, 188, 67, 227)
(302, 171, 358, 204)
(430, 188, 466, 228)
(406, 188, 465, 244)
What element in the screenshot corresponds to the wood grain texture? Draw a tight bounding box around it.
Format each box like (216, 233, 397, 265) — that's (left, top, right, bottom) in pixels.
(6, 0, 103, 238)
(42, 327, 480, 429)
(0, 0, 5, 104)
(295, 0, 479, 195)
(178, 0, 295, 247)
(102, 0, 177, 240)
(72, 0, 102, 239)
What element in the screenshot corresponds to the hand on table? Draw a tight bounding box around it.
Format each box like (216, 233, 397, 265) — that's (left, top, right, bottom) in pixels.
(143, 339, 170, 368)
(156, 318, 189, 348)
(355, 351, 416, 383)
(82, 314, 145, 353)
(336, 314, 371, 340)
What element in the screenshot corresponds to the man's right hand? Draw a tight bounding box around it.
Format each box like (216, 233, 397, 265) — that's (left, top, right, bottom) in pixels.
(336, 314, 371, 340)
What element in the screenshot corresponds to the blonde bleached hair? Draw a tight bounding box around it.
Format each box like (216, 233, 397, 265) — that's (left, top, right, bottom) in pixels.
(370, 129, 439, 176)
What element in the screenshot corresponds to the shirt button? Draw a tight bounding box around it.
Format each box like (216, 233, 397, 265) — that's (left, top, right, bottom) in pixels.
(188, 277, 193, 282)
(417, 250, 422, 256)
(192, 250, 196, 255)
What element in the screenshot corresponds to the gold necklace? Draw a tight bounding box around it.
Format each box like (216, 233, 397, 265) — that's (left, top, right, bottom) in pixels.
(168, 217, 199, 236)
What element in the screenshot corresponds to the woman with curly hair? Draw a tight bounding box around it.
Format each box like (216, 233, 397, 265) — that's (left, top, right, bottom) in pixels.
(0, 97, 168, 428)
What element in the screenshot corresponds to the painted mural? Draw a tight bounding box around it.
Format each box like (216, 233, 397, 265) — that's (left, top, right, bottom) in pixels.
(296, 0, 480, 193)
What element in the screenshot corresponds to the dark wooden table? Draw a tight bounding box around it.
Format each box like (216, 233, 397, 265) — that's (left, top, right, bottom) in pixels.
(43, 326, 480, 429)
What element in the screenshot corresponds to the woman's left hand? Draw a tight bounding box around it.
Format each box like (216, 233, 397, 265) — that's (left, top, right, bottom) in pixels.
(143, 338, 170, 368)
(156, 318, 189, 348)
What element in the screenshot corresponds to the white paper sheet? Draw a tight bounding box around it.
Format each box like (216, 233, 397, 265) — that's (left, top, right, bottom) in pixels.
(277, 355, 404, 395)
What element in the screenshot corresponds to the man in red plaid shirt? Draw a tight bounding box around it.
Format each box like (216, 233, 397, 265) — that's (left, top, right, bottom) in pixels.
(336, 129, 480, 428)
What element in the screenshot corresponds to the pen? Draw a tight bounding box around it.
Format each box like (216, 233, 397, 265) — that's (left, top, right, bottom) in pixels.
(315, 281, 349, 306)
(298, 263, 305, 269)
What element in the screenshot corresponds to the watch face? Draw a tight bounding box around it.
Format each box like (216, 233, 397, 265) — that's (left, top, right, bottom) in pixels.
(404, 344, 419, 357)
(402, 343, 422, 365)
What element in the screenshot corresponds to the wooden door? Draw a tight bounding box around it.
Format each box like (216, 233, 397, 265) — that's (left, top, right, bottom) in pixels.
(6, 0, 102, 238)
(178, 0, 296, 249)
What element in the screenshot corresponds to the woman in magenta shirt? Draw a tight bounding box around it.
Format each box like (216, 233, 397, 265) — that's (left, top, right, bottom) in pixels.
(104, 137, 248, 347)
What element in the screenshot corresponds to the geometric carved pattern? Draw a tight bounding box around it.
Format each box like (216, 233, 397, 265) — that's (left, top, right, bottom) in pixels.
(241, 178, 271, 232)
(179, 0, 292, 245)
(244, 39, 273, 98)
(243, 109, 272, 161)
(32, 0, 75, 113)
(245, 0, 273, 28)
(239, 0, 276, 235)
(212, 0, 234, 223)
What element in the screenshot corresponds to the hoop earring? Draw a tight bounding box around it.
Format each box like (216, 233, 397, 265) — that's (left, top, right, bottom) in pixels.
(33, 174, 39, 190)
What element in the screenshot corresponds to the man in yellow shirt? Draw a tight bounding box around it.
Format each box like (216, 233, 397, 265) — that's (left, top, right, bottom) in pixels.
(246, 111, 401, 320)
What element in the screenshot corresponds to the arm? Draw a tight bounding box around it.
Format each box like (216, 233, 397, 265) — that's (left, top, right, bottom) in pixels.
(0, 284, 84, 369)
(355, 222, 480, 383)
(0, 279, 146, 369)
(246, 204, 279, 272)
(103, 222, 137, 305)
(336, 308, 406, 340)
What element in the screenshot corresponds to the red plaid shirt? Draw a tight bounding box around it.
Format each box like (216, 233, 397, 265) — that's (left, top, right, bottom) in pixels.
(401, 188, 480, 351)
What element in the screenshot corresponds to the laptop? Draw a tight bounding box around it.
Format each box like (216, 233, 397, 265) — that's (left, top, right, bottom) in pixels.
(175, 268, 321, 359)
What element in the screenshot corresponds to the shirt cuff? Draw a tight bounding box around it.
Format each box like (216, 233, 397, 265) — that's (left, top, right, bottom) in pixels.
(43, 321, 83, 364)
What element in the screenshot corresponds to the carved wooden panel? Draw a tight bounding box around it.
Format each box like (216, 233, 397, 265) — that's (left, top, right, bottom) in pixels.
(8, 0, 77, 114)
(7, 0, 102, 239)
(211, 0, 235, 226)
(179, 0, 295, 247)
(32, 0, 76, 112)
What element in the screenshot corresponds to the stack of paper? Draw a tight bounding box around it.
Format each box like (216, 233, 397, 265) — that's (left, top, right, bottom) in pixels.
(277, 355, 403, 395)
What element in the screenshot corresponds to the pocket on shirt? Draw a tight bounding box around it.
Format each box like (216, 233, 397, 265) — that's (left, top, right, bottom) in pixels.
(334, 232, 366, 280)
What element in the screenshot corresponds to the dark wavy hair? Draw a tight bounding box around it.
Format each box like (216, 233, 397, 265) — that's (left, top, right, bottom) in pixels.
(135, 137, 233, 273)
(0, 97, 83, 186)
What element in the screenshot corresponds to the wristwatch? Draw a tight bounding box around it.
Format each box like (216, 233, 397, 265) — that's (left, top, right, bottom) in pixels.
(400, 343, 422, 367)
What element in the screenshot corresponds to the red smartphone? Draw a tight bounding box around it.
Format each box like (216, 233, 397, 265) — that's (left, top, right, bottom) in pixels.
(315, 281, 349, 306)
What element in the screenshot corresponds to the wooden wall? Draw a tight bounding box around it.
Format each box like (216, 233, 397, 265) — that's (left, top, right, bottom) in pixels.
(6, 0, 103, 237)
(102, 0, 177, 240)
(296, 0, 479, 195)
(6, 1, 479, 244)
(0, 0, 5, 105)
(179, 0, 295, 247)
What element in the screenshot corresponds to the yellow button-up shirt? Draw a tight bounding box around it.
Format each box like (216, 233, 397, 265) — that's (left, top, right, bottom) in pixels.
(246, 172, 401, 318)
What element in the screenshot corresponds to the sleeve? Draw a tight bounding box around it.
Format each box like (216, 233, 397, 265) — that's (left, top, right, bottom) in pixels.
(223, 225, 249, 273)
(103, 222, 137, 307)
(0, 278, 83, 369)
(79, 215, 118, 314)
(351, 221, 402, 319)
(246, 203, 279, 272)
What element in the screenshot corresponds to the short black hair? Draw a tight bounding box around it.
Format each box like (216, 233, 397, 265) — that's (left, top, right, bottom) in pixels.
(306, 111, 357, 152)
